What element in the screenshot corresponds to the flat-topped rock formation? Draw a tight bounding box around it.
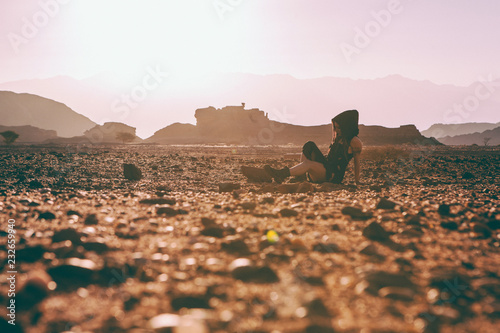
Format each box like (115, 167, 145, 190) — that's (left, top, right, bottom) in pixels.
(148, 104, 442, 146)
(195, 104, 270, 141)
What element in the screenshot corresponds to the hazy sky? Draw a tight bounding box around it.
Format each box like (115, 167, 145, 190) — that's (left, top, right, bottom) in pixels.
(1, 0, 499, 86)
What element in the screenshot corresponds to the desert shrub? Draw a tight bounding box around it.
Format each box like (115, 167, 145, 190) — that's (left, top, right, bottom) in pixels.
(0, 130, 19, 145)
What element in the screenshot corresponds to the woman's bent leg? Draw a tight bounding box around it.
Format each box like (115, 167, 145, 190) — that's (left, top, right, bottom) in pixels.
(290, 159, 326, 182)
(302, 141, 328, 164)
(266, 142, 326, 183)
(301, 141, 328, 182)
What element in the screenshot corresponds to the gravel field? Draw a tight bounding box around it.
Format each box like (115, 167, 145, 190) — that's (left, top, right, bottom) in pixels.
(0, 144, 499, 333)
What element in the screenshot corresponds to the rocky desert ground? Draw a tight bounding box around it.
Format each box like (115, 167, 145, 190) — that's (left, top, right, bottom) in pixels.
(0, 144, 499, 333)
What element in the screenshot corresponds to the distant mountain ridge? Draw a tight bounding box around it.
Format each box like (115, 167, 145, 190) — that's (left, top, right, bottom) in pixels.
(0, 91, 96, 137)
(0, 73, 498, 139)
(438, 126, 500, 146)
(422, 122, 500, 138)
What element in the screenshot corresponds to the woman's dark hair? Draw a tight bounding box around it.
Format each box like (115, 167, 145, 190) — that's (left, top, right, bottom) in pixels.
(332, 109, 359, 141)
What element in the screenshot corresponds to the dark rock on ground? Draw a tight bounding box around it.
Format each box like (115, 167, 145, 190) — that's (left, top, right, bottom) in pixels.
(221, 239, 250, 254)
(229, 258, 279, 283)
(84, 213, 99, 225)
(441, 221, 459, 230)
(362, 222, 391, 241)
(38, 211, 56, 220)
(66, 210, 81, 216)
(0, 317, 24, 333)
(438, 204, 451, 216)
(17, 245, 46, 263)
(139, 197, 176, 205)
(341, 206, 373, 220)
(377, 197, 397, 209)
(171, 296, 211, 311)
(52, 228, 82, 244)
(156, 206, 178, 216)
(123, 163, 142, 181)
(201, 226, 225, 238)
(47, 258, 97, 290)
(82, 240, 109, 253)
(306, 298, 331, 317)
(16, 273, 52, 311)
(218, 182, 240, 193)
(362, 270, 418, 296)
(280, 208, 298, 217)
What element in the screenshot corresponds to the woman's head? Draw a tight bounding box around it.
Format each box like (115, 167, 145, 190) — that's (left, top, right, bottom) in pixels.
(332, 110, 359, 141)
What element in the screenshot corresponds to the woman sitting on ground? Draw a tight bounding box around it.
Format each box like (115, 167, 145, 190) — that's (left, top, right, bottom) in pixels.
(265, 109, 363, 184)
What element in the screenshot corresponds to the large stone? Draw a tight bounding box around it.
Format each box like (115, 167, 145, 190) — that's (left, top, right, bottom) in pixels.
(17, 245, 46, 263)
(361, 270, 417, 296)
(438, 204, 451, 216)
(52, 228, 82, 244)
(38, 211, 56, 220)
(441, 221, 459, 230)
(84, 213, 99, 225)
(241, 166, 273, 183)
(341, 206, 373, 220)
(82, 240, 109, 253)
(362, 222, 390, 241)
(280, 208, 299, 217)
(47, 258, 97, 290)
(156, 206, 179, 216)
(297, 182, 314, 193)
(16, 272, 52, 310)
(123, 163, 142, 181)
(201, 226, 225, 238)
(221, 238, 250, 254)
(218, 182, 240, 193)
(229, 258, 279, 283)
(171, 296, 211, 311)
(139, 198, 176, 205)
(0, 317, 23, 333)
(376, 198, 397, 209)
(306, 298, 331, 317)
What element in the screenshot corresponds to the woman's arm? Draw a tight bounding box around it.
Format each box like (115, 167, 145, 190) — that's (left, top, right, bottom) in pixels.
(354, 153, 361, 184)
(351, 137, 363, 184)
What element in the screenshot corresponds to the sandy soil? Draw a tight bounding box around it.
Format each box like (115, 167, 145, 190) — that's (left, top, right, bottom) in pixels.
(0, 144, 499, 333)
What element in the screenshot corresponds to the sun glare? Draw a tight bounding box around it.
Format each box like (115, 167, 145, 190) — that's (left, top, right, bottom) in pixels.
(71, 1, 244, 82)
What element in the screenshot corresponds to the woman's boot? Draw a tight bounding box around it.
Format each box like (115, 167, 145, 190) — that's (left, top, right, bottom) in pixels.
(264, 165, 290, 184)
